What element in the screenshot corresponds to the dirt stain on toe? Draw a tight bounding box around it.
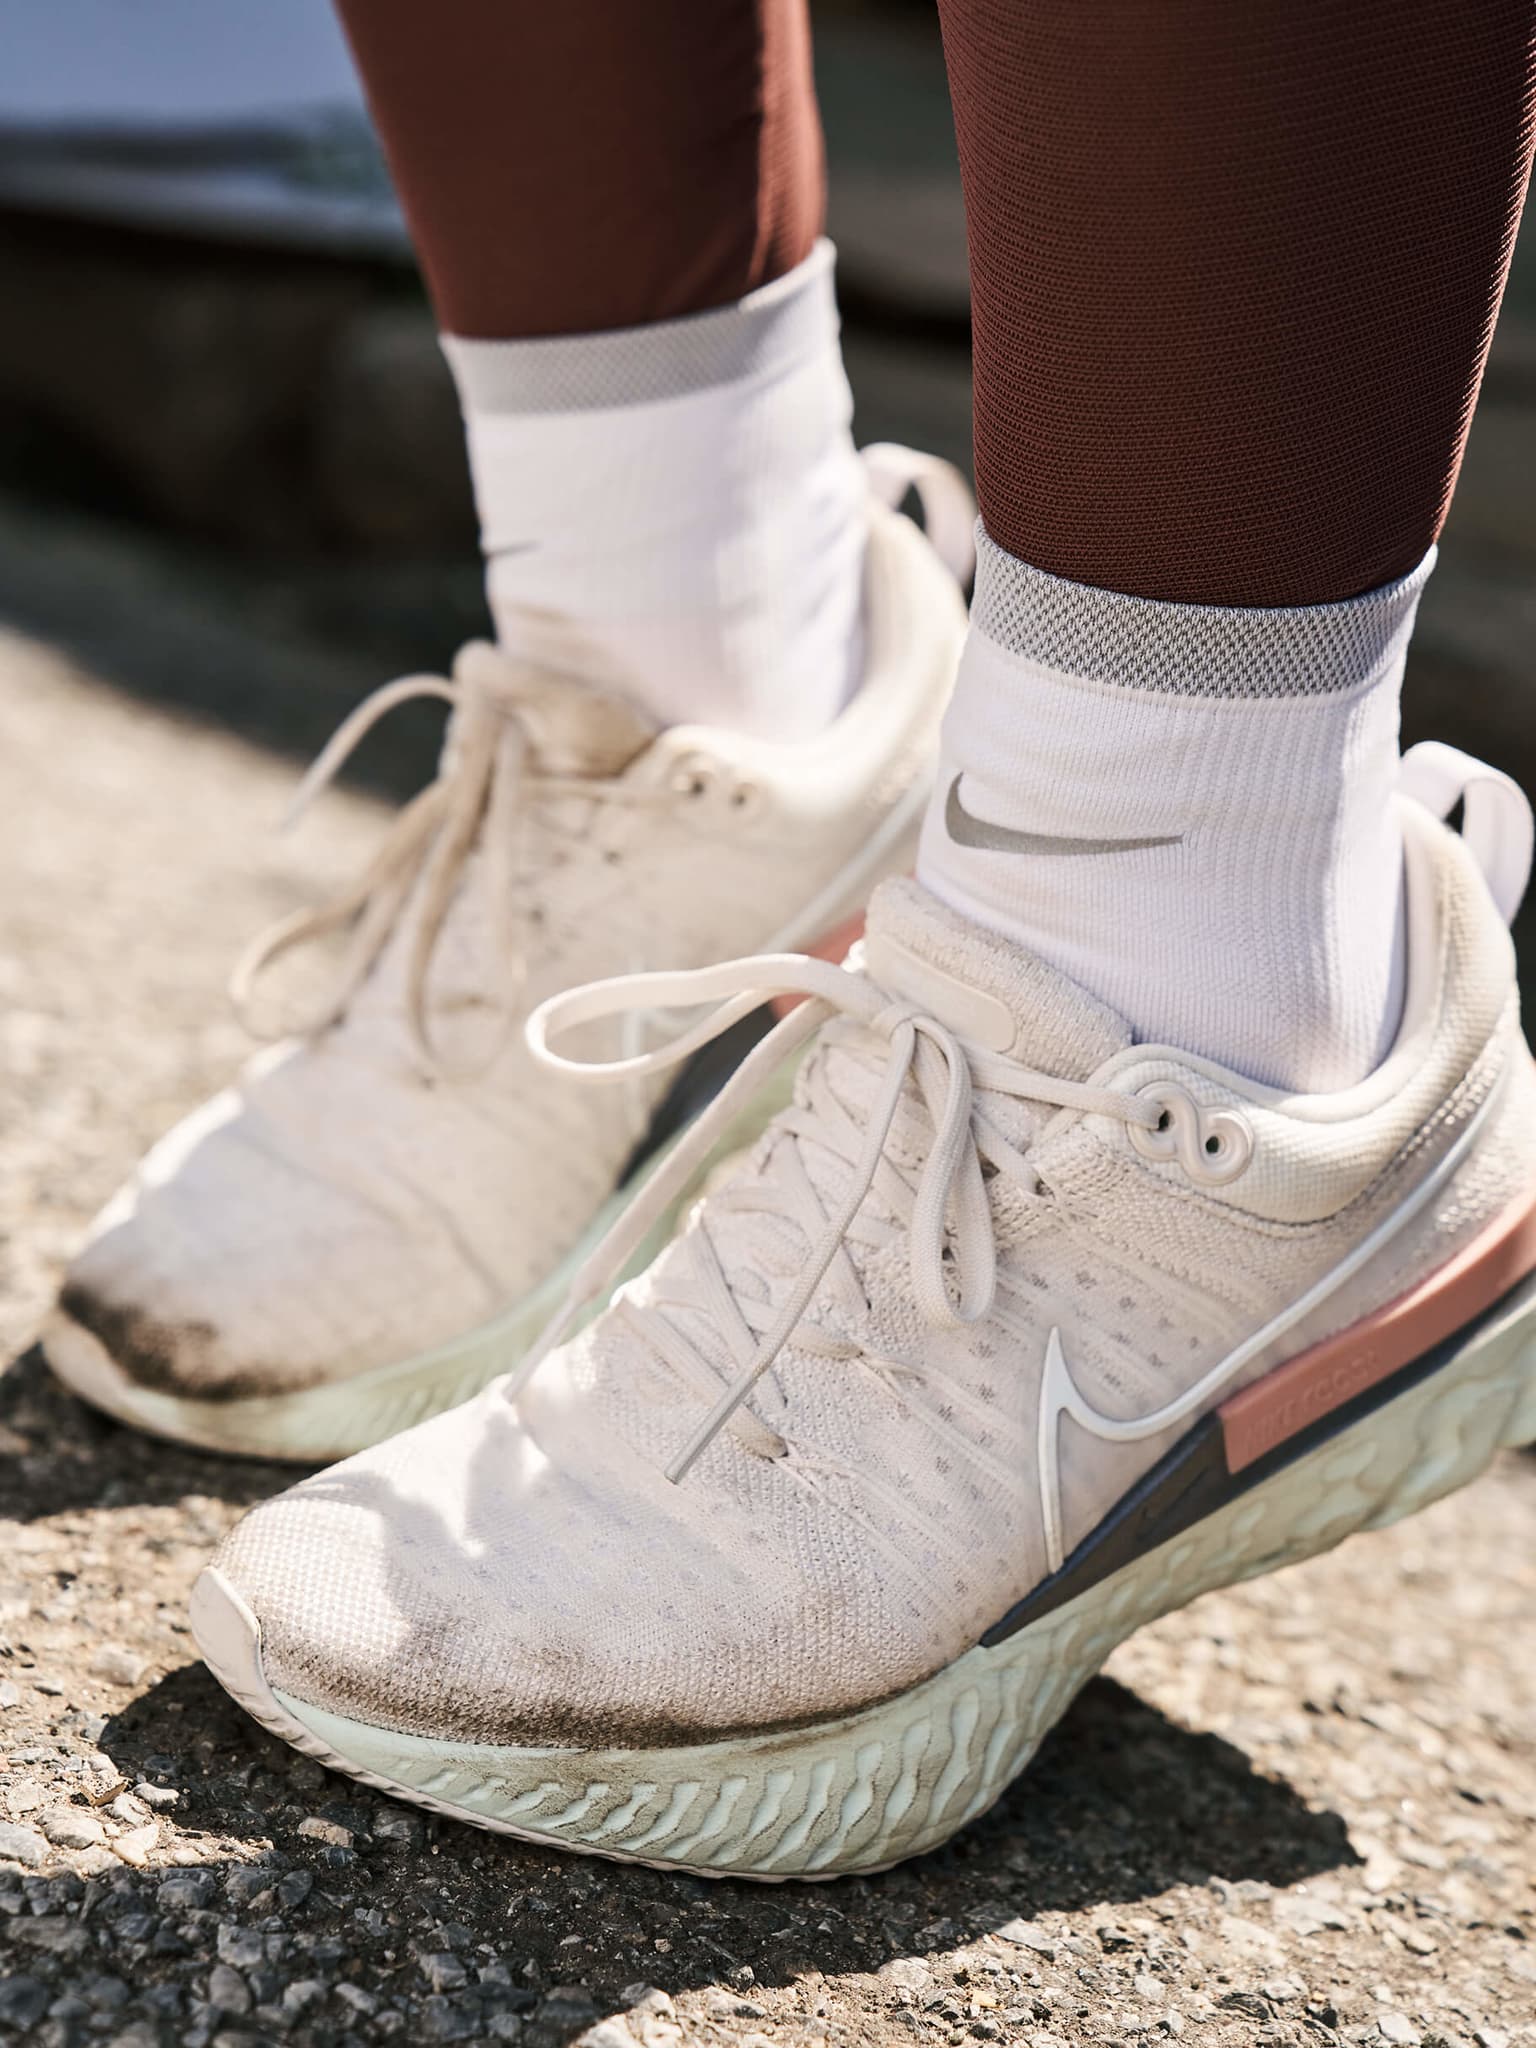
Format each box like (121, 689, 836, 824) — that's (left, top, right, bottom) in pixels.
(58, 1284, 277, 1401)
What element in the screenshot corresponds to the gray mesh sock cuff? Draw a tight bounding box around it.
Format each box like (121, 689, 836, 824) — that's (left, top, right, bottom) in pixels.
(970, 524, 1436, 698)
(442, 240, 839, 416)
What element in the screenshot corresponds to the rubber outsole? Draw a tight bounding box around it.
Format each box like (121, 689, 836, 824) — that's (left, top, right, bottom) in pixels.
(191, 1272, 1536, 1880)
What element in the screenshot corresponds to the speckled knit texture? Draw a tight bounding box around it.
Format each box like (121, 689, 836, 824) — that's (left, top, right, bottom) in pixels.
(213, 805, 1535, 1750)
(61, 504, 962, 1404)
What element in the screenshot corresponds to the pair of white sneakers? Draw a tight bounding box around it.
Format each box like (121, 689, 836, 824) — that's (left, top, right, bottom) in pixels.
(43, 464, 1536, 1880)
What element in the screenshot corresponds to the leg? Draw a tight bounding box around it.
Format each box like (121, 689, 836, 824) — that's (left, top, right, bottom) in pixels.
(47, 0, 973, 1449)
(197, 3, 1536, 1883)
(939, 0, 1536, 605)
(333, 0, 823, 338)
(924, 0, 1536, 1089)
(335, 0, 864, 737)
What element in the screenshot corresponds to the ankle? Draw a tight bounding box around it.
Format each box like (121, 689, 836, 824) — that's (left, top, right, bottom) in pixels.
(917, 531, 1433, 1092)
(442, 242, 867, 741)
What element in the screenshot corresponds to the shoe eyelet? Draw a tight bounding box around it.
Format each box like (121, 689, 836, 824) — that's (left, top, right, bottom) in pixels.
(671, 755, 717, 800)
(1128, 1083, 1253, 1187)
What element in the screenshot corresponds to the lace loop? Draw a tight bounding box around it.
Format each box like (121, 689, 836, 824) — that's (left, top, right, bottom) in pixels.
(230, 652, 664, 1076)
(861, 441, 978, 586)
(517, 948, 1157, 1483)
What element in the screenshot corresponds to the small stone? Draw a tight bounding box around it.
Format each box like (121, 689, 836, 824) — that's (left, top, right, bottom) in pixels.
(420, 1952, 468, 1992)
(881, 1959, 933, 1992)
(282, 1979, 326, 2017)
(422, 1994, 480, 2041)
(216, 1926, 266, 1970)
(40, 1805, 106, 1850)
(79, 1978, 129, 2014)
(1473, 2032, 1509, 2048)
(31, 1676, 65, 1696)
(0, 1679, 20, 1709)
(276, 1870, 314, 1908)
(1272, 1895, 1351, 1937)
(994, 1918, 1057, 1957)
(1135, 1974, 1165, 2001)
(336, 1984, 378, 2016)
(88, 1646, 147, 1688)
(296, 1815, 353, 1848)
(111, 1824, 159, 1867)
(222, 1867, 272, 1906)
(0, 1978, 50, 2029)
(207, 1965, 252, 2015)
(158, 1871, 215, 1912)
(622, 1985, 678, 2045)
(574, 2023, 639, 2048)
(1378, 2017, 1419, 2046)
(0, 1819, 49, 1866)
(10, 1914, 87, 1957)
(372, 1809, 422, 1844)
(1398, 1926, 1438, 1955)
(133, 1781, 180, 1810)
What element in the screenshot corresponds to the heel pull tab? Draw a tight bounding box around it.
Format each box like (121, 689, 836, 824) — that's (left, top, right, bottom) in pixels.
(1399, 740, 1533, 925)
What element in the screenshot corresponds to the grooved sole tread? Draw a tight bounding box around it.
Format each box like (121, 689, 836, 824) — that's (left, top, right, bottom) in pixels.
(192, 1283, 1536, 1879)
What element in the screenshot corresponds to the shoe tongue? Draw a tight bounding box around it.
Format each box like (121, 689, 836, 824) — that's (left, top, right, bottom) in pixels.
(862, 878, 1131, 1080)
(452, 642, 657, 777)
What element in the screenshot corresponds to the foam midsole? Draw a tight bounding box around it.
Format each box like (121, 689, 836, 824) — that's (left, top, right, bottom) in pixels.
(239, 1273, 1536, 1877)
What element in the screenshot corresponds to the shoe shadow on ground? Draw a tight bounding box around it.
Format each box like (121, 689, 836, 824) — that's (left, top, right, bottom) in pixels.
(13, 1335, 1358, 2035)
(2, 1344, 305, 1520)
(95, 1658, 1356, 2042)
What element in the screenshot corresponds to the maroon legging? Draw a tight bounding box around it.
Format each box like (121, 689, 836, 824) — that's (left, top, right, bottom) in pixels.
(333, 0, 1536, 608)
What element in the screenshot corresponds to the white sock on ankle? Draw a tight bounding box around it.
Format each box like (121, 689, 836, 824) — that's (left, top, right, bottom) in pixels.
(441, 241, 866, 741)
(917, 530, 1436, 1093)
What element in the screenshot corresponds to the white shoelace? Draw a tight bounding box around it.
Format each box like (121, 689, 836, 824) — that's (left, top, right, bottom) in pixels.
(229, 647, 673, 1073)
(518, 952, 1160, 1482)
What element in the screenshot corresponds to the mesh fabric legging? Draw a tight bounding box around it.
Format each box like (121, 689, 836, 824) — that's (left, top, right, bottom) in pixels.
(334, 0, 1536, 607)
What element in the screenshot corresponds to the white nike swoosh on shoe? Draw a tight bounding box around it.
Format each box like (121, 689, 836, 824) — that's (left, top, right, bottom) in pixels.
(945, 774, 1183, 856)
(1033, 1067, 1504, 1573)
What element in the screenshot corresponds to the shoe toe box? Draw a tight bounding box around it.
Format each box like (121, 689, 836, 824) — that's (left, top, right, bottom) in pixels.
(58, 1055, 508, 1400)
(206, 1373, 930, 1751)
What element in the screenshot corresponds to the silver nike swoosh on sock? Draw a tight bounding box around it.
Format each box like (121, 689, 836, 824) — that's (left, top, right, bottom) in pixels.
(944, 776, 1184, 856)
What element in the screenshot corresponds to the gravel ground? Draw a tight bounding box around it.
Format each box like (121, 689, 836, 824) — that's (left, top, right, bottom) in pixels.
(2, 504, 1535, 2048)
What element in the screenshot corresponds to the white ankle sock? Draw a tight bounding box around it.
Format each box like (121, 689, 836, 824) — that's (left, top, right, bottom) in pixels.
(440, 241, 867, 741)
(918, 530, 1437, 1093)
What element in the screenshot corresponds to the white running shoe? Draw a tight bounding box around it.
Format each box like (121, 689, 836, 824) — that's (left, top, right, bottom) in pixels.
(44, 458, 971, 1459)
(192, 744, 1536, 1877)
